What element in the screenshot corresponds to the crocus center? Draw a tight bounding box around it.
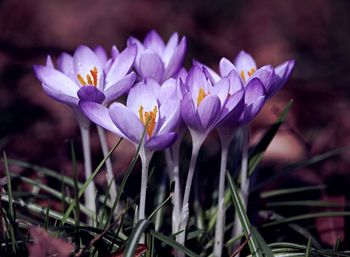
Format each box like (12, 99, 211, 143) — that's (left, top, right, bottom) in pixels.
(197, 87, 208, 106)
(240, 68, 256, 82)
(77, 67, 98, 87)
(139, 105, 158, 137)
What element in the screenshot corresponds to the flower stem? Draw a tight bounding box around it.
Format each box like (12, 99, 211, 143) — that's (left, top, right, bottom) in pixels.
(232, 126, 250, 253)
(138, 149, 153, 221)
(214, 134, 232, 257)
(79, 124, 97, 225)
(176, 132, 205, 251)
(96, 126, 117, 206)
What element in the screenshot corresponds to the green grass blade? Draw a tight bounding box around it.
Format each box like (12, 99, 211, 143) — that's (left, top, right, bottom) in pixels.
(123, 219, 152, 257)
(305, 238, 312, 257)
(266, 200, 345, 208)
(251, 227, 273, 257)
(226, 172, 262, 257)
(61, 139, 122, 225)
(3, 151, 17, 253)
(148, 193, 172, 221)
(150, 230, 200, 257)
(260, 185, 327, 199)
(263, 211, 350, 227)
(248, 100, 293, 176)
(71, 141, 80, 253)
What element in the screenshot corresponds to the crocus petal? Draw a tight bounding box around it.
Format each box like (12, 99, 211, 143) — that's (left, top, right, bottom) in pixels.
(218, 90, 245, 128)
(77, 86, 105, 104)
(127, 36, 145, 66)
(105, 44, 137, 88)
(193, 60, 221, 83)
(197, 95, 221, 130)
(126, 81, 160, 120)
(163, 32, 179, 65)
(240, 78, 265, 124)
(46, 55, 54, 68)
(209, 78, 230, 107)
(34, 65, 79, 105)
(234, 50, 257, 80)
(268, 60, 295, 97)
(139, 52, 165, 82)
(227, 69, 244, 94)
(219, 57, 235, 77)
(181, 93, 203, 131)
(73, 45, 103, 89)
(104, 72, 136, 103)
(143, 30, 165, 55)
(94, 46, 108, 67)
(57, 52, 75, 79)
(163, 36, 187, 80)
(79, 101, 124, 136)
(109, 103, 144, 144)
(145, 132, 177, 151)
(186, 65, 208, 106)
(251, 65, 274, 91)
(111, 45, 120, 60)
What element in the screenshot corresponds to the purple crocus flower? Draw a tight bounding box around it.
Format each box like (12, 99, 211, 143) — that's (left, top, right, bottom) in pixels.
(128, 30, 187, 83)
(34, 44, 137, 107)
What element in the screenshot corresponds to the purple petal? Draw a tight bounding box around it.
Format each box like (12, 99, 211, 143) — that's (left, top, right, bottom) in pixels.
(163, 32, 179, 65)
(105, 44, 137, 88)
(104, 72, 136, 103)
(219, 57, 235, 77)
(143, 30, 165, 55)
(145, 132, 177, 151)
(46, 55, 54, 68)
(234, 50, 257, 81)
(126, 81, 159, 119)
(268, 60, 295, 97)
(209, 78, 230, 107)
(109, 103, 144, 144)
(251, 65, 274, 92)
(34, 65, 79, 106)
(227, 69, 244, 94)
(73, 45, 103, 88)
(139, 52, 165, 82)
(79, 101, 124, 136)
(181, 93, 203, 131)
(163, 36, 187, 80)
(57, 52, 74, 79)
(197, 95, 221, 130)
(94, 46, 108, 66)
(186, 65, 208, 106)
(193, 59, 221, 83)
(127, 36, 145, 67)
(111, 45, 120, 60)
(77, 86, 105, 104)
(218, 90, 245, 128)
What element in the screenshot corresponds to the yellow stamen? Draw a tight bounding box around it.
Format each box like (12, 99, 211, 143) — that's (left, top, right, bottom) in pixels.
(240, 71, 246, 82)
(77, 66, 98, 87)
(139, 105, 158, 137)
(77, 74, 87, 85)
(197, 87, 207, 107)
(248, 68, 256, 77)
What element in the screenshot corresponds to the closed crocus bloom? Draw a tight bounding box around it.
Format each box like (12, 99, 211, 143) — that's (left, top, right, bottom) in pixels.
(128, 30, 187, 83)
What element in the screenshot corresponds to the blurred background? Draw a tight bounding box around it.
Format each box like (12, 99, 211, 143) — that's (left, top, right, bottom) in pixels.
(1, 0, 350, 248)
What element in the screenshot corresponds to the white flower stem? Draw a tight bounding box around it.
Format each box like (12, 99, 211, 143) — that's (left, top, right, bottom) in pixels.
(138, 148, 153, 221)
(176, 132, 205, 252)
(79, 124, 97, 225)
(213, 133, 232, 257)
(232, 126, 250, 254)
(96, 126, 117, 205)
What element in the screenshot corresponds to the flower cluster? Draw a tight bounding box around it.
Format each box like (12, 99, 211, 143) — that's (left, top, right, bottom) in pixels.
(34, 29, 295, 252)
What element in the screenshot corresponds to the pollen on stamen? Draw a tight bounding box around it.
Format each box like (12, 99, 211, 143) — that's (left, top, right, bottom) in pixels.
(139, 105, 144, 124)
(197, 87, 207, 106)
(90, 67, 98, 86)
(77, 74, 87, 86)
(86, 74, 93, 85)
(240, 71, 246, 82)
(248, 68, 256, 77)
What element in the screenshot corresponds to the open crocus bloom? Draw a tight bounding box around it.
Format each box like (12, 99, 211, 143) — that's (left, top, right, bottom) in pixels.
(34, 45, 137, 107)
(181, 65, 245, 138)
(203, 50, 295, 98)
(128, 30, 187, 83)
(81, 79, 180, 151)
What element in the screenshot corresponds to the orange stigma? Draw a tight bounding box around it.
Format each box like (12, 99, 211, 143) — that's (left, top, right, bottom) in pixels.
(197, 87, 207, 106)
(139, 105, 158, 137)
(241, 68, 256, 82)
(77, 67, 98, 87)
